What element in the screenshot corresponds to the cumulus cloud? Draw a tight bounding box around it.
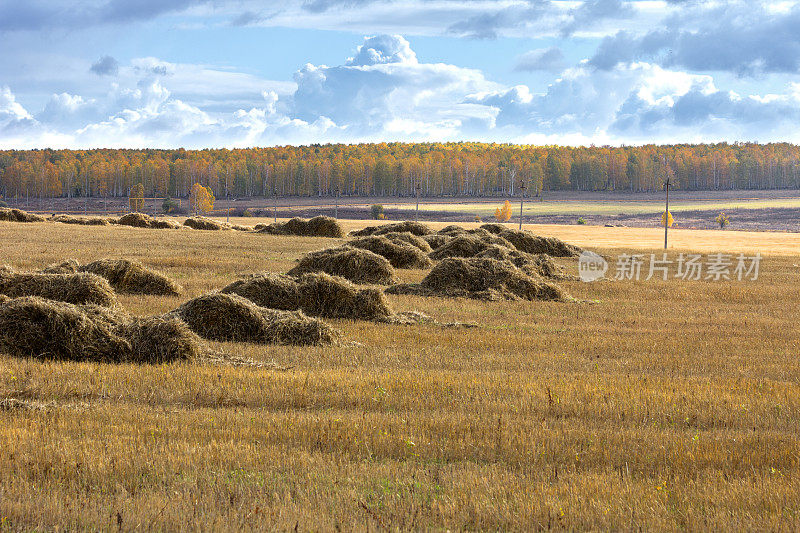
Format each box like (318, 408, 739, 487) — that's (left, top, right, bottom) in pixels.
(514, 47, 565, 72)
(90, 56, 119, 76)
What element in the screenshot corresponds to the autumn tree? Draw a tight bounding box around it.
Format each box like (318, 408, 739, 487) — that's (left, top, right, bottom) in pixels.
(495, 200, 512, 222)
(189, 183, 214, 215)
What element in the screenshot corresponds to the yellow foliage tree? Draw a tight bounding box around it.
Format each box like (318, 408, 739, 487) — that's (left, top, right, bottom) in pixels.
(494, 200, 512, 222)
(661, 210, 674, 228)
(189, 183, 215, 215)
(129, 183, 144, 212)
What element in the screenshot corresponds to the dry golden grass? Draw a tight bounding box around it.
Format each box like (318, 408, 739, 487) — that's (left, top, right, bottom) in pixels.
(1, 220, 800, 531)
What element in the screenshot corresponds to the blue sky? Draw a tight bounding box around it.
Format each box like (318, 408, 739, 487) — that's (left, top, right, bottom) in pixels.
(2, 0, 800, 148)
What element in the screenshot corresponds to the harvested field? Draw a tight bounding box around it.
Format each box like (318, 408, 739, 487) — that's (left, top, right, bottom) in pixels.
(255, 216, 343, 238)
(287, 246, 395, 284)
(0, 296, 200, 363)
(386, 257, 568, 301)
(79, 259, 181, 296)
(0, 207, 45, 222)
(172, 293, 337, 346)
(350, 220, 432, 236)
(349, 235, 432, 269)
(0, 269, 117, 306)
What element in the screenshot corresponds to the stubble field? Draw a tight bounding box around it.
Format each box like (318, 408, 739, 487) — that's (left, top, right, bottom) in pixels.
(1, 219, 799, 531)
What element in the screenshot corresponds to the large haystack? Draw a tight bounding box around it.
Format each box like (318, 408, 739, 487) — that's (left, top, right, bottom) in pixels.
(428, 233, 514, 260)
(41, 259, 79, 274)
(221, 272, 393, 321)
(172, 293, 336, 345)
(287, 246, 395, 284)
(349, 236, 432, 269)
(385, 257, 568, 302)
(474, 246, 574, 280)
(0, 296, 201, 363)
(183, 216, 225, 230)
(255, 216, 344, 238)
(0, 270, 117, 306)
(351, 221, 432, 237)
(381, 231, 432, 252)
(50, 214, 110, 226)
(117, 212, 155, 228)
(79, 259, 181, 296)
(497, 228, 582, 257)
(221, 273, 301, 310)
(0, 208, 45, 223)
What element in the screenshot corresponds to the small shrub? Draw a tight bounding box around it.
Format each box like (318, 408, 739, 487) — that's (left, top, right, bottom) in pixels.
(715, 212, 730, 229)
(494, 200, 512, 222)
(661, 210, 674, 228)
(577, 217, 586, 225)
(370, 204, 384, 220)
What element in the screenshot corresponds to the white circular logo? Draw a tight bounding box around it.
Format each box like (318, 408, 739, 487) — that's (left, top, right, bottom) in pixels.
(578, 251, 608, 282)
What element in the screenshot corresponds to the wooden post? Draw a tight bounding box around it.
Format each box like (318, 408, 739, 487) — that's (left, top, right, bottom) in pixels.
(335, 186, 340, 219)
(273, 184, 277, 223)
(518, 180, 526, 230)
(664, 178, 670, 249)
(415, 180, 421, 222)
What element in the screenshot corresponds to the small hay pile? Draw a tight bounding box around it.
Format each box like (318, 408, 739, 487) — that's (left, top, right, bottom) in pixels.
(0, 296, 200, 363)
(474, 246, 575, 280)
(79, 259, 181, 296)
(381, 231, 432, 252)
(184, 216, 225, 230)
(0, 270, 117, 306)
(255, 216, 344, 238)
(385, 257, 568, 302)
(41, 259, 79, 274)
(222, 272, 394, 321)
(0, 208, 45, 223)
(349, 235, 432, 269)
(116, 213, 180, 229)
(350, 221, 432, 237)
(50, 214, 110, 226)
(287, 246, 395, 284)
(230, 224, 253, 232)
(428, 233, 514, 260)
(479, 223, 507, 234)
(437, 224, 469, 236)
(172, 293, 336, 345)
(422, 234, 452, 249)
(497, 228, 582, 257)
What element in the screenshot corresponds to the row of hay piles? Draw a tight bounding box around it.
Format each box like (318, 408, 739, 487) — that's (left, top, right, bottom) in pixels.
(0, 269, 117, 306)
(479, 225, 582, 257)
(0, 296, 201, 363)
(221, 272, 393, 322)
(0, 208, 45, 222)
(171, 293, 336, 346)
(116, 213, 181, 229)
(348, 236, 432, 269)
(255, 216, 344, 238)
(350, 221, 432, 237)
(50, 214, 110, 226)
(78, 259, 182, 296)
(381, 231, 432, 252)
(386, 257, 568, 302)
(287, 246, 395, 284)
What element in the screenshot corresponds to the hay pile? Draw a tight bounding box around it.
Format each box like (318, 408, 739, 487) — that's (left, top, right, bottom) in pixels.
(474, 246, 574, 280)
(429, 234, 509, 260)
(386, 257, 568, 302)
(116, 213, 180, 229)
(351, 221, 432, 237)
(0, 296, 200, 363)
(79, 259, 181, 296)
(0, 270, 117, 306)
(380, 231, 432, 252)
(0, 208, 45, 223)
(479, 223, 507, 234)
(496, 228, 582, 257)
(222, 272, 393, 321)
(50, 215, 110, 226)
(422, 234, 452, 249)
(172, 293, 336, 346)
(255, 216, 344, 238)
(287, 246, 395, 284)
(349, 236, 432, 269)
(183, 216, 226, 230)
(41, 259, 79, 274)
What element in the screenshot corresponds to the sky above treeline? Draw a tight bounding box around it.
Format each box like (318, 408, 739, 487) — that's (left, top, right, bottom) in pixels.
(2, 0, 800, 149)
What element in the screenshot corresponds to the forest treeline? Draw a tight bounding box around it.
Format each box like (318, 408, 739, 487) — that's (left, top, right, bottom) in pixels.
(2, 142, 799, 200)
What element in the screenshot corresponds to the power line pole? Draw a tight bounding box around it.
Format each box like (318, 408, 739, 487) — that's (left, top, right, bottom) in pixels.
(415, 178, 421, 222)
(335, 185, 340, 219)
(518, 178, 526, 230)
(664, 177, 670, 249)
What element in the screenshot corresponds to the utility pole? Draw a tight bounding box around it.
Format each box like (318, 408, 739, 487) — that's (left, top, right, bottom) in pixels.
(518, 178, 526, 230)
(335, 185, 340, 219)
(664, 177, 670, 249)
(415, 178, 421, 222)
(225, 174, 230, 224)
(273, 183, 278, 223)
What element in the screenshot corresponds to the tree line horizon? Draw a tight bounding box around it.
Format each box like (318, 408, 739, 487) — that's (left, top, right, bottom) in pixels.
(2, 142, 799, 201)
